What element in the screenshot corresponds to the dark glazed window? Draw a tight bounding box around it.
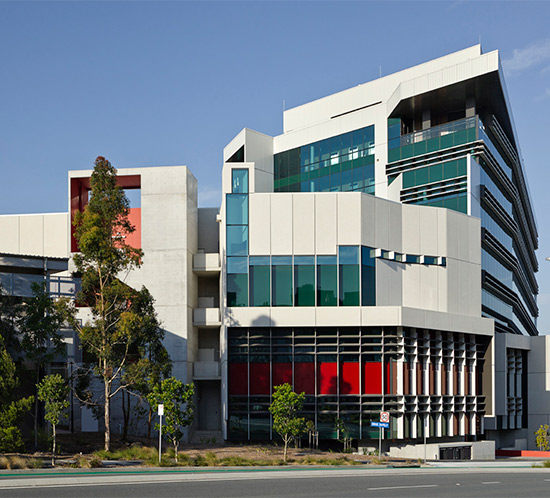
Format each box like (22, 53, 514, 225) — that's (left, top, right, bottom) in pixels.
(249, 257, 270, 307)
(294, 256, 315, 306)
(339, 246, 359, 306)
(227, 226, 248, 256)
(317, 256, 337, 306)
(361, 247, 376, 306)
(227, 256, 248, 307)
(272, 256, 293, 306)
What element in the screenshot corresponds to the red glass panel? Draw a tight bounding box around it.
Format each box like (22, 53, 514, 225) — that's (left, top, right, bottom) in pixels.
(294, 362, 315, 394)
(250, 363, 270, 395)
(229, 363, 247, 395)
(272, 363, 292, 390)
(318, 362, 337, 394)
(340, 362, 359, 394)
(363, 362, 382, 394)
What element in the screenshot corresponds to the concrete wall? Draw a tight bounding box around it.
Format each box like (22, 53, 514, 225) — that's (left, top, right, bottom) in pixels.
(0, 213, 69, 258)
(384, 440, 495, 460)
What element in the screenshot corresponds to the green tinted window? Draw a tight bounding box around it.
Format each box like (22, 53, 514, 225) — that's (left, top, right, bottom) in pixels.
(249, 258, 270, 307)
(226, 194, 248, 225)
(317, 257, 337, 306)
(272, 264, 293, 306)
(227, 273, 248, 307)
(227, 226, 248, 256)
(294, 265, 315, 306)
(232, 169, 248, 193)
(339, 246, 359, 306)
(361, 246, 376, 306)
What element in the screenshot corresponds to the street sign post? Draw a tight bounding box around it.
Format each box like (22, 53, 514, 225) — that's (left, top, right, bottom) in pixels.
(158, 404, 164, 464)
(371, 420, 390, 458)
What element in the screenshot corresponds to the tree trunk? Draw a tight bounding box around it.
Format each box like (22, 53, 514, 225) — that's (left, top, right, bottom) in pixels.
(52, 424, 56, 467)
(104, 369, 111, 452)
(283, 438, 288, 462)
(34, 366, 40, 450)
(174, 441, 178, 463)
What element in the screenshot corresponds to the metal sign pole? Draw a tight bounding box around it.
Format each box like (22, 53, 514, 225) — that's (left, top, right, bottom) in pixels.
(379, 426, 381, 458)
(158, 404, 164, 464)
(424, 416, 427, 464)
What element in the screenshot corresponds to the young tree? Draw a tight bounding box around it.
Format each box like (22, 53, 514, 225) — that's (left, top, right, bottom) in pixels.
(120, 287, 171, 440)
(148, 378, 194, 463)
(334, 417, 352, 452)
(0, 335, 33, 452)
(37, 374, 70, 466)
(71, 156, 143, 451)
(269, 383, 306, 462)
(535, 424, 549, 451)
(19, 281, 70, 449)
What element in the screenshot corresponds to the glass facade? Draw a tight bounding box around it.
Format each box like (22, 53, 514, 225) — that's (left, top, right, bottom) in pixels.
(274, 125, 375, 194)
(387, 109, 538, 337)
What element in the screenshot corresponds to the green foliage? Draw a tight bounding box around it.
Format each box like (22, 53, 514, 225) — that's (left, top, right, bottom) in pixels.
(38, 374, 70, 427)
(535, 424, 550, 451)
(269, 383, 306, 462)
(0, 335, 33, 452)
(38, 374, 70, 465)
(19, 282, 70, 449)
(148, 377, 194, 462)
(70, 157, 155, 451)
(334, 417, 352, 452)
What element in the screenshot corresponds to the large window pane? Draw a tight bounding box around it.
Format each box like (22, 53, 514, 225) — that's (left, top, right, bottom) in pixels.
(272, 260, 293, 306)
(228, 273, 248, 307)
(361, 246, 376, 306)
(249, 257, 270, 307)
(339, 246, 359, 306)
(294, 265, 315, 306)
(226, 194, 248, 225)
(317, 256, 337, 306)
(232, 169, 248, 193)
(227, 226, 248, 256)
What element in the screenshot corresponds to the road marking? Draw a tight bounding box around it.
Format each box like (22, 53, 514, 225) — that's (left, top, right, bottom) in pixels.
(482, 481, 501, 484)
(367, 484, 438, 491)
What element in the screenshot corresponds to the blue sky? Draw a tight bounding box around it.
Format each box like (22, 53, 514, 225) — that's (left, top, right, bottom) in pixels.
(1, 0, 550, 332)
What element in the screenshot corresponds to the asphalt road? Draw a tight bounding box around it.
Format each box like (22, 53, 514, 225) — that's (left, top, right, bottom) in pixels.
(1, 466, 549, 497)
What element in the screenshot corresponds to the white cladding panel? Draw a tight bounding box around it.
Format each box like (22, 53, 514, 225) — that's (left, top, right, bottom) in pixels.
(293, 195, 315, 255)
(315, 194, 338, 255)
(249, 194, 271, 255)
(337, 194, 361, 246)
(270, 195, 293, 255)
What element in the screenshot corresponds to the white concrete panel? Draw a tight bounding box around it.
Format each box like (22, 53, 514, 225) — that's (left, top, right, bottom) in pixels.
(446, 212, 459, 260)
(270, 195, 293, 255)
(445, 259, 460, 314)
(360, 194, 376, 248)
(271, 307, 316, 327)
(315, 307, 361, 326)
(43, 214, 70, 258)
(249, 195, 271, 255)
(337, 194, 361, 245)
(457, 214, 470, 263)
(19, 215, 44, 256)
(437, 209, 448, 256)
(292, 195, 315, 255)
(374, 198, 389, 250)
(361, 306, 400, 326)
(420, 265, 438, 311)
(419, 207, 438, 256)
(469, 217, 481, 265)
(401, 205, 420, 255)
(226, 308, 272, 327)
(402, 263, 421, 309)
(388, 201, 402, 251)
(315, 194, 338, 255)
(0, 216, 20, 254)
(436, 266, 448, 312)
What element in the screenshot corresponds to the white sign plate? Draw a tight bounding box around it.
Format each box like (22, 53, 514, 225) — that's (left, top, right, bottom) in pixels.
(380, 411, 390, 423)
(158, 404, 164, 416)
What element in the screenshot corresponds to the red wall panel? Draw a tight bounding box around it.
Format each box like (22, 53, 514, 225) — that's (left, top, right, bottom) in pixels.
(318, 362, 337, 394)
(340, 362, 359, 394)
(363, 362, 382, 394)
(229, 363, 247, 395)
(249, 363, 270, 395)
(294, 363, 315, 394)
(272, 363, 292, 389)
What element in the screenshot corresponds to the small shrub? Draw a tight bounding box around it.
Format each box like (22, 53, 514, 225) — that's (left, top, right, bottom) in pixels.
(7, 456, 27, 469)
(26, 458, 44, 469)
(0, 456, 9, 469)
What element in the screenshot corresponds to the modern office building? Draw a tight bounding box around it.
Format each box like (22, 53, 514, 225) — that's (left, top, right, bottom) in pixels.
(0, 45, 547, 457)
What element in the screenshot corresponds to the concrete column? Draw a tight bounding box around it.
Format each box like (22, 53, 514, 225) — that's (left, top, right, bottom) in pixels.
(422, 109, 431, 130)
(466, 97, 476, 118)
